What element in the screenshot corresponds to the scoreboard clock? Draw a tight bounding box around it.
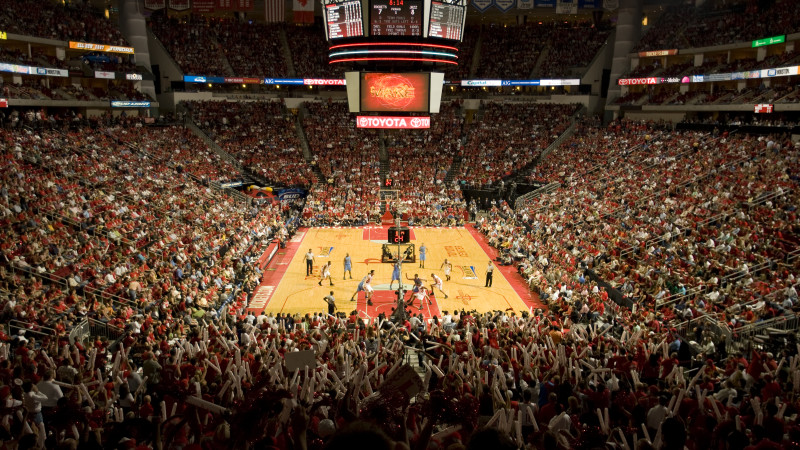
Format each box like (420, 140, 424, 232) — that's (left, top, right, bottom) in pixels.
(388, 226, 410, 243)
(370, 0, 423, 37)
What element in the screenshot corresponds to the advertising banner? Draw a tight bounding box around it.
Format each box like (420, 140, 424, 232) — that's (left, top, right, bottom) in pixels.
(356, 116, 431, 129)
(517, 0, 533, 9)
(217, 0, 232, 9)
(638, 49, 678, 57)
(754, 104, 773, 113)
(760, 66, 798, 78)
(263, 78, 304, 85)
(33, 67, 69, 77)
(535, 0, 556, 6)
(360, 73, 430, 112)
(579, 0, 600, 8)
(69, 41, 135, 54)
(460, 79, 502, 86)
(277, 188, 308, 201)
(126, 73, 143, 81)
(471, 0, 493, 12)
(303, 78, 346, 86)
(752, 35, 785, 48)
(95, 71, 115, 79)
(223, 77, 262, 84)
(0, 63, 31, 74)
(617, 77, 658, 85)
(540, 78, 580, 86)
(144, 0, 166, 9)
(110, 101, 152, 108)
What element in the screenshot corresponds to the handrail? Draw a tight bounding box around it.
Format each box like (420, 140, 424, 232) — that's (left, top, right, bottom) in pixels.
(7, 264, 136, 310)
(9, 320, 56, 339)
(69, 319, 89, 345)
(514, 182, 561, 210)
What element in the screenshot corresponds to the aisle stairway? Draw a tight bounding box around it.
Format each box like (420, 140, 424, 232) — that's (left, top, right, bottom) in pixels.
(279, 28, 297, 77)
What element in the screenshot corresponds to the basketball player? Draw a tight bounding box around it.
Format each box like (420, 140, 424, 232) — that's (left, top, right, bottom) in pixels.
(419, 243, 427, 268)
(440, 259, 452, 281)
(406, 273, 425, 293)
(350, 269, 375, 304)
(389, 262, 401, 290)
(411, 285, 431, 311)
(318, 261, 333, 286)
(430, 273, 449, 299)
(343, 253, 352, 280)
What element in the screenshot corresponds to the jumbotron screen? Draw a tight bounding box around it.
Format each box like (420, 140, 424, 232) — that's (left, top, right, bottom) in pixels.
(360, 73, 430, 112)
(325, 0, 364, 40)
(428, 1, 465, 41)
(370, 0, 422, 37)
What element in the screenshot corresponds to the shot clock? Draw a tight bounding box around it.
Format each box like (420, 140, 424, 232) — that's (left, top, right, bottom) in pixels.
(388, 226, 411, 243)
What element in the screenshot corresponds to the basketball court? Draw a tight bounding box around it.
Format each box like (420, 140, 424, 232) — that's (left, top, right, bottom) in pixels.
(247, 225, 543, 320)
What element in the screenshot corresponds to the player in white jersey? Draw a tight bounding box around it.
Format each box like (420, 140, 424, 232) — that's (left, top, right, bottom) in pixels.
(410, 285, 431, 311)
(429, 273, 449, 299)
(318, 261, 333, 286)
(350, 270, 375, 304)
(440, 259, 452, 281)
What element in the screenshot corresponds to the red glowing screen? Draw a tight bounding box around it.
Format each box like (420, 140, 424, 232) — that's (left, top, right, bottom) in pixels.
(359, 72, 430, 112)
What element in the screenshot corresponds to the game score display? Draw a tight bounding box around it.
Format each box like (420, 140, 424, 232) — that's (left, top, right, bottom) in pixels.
(428, 1, 464, 41)
(324, 0, 465, 41)
(370, 0, 422, 37)
(324, 0, 365, 40)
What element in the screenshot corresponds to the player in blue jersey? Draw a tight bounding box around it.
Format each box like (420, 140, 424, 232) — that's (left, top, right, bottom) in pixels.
(343, 253, 352, 280)
(389, 262, 401, 290)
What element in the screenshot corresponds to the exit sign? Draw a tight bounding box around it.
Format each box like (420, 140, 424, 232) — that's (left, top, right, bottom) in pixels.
(752, 35, 785, 48)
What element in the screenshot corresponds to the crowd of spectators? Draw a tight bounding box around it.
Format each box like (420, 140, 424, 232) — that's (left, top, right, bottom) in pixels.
(637, 0, 800, 51)
(384, 101, 467, 225)
(0, 0, 129, 45)
(0, 107, 798, 449)
(476, 24, 548, 79)
(149, 14, 234, 77)
(536, 26, 609, 79)
(186, 100, 313, 188)
(285, 25, 344, 79)
(509, 119, 799, 344)
(0, 112, 294, 336)
(149, 14, 287, 78)
(301, 102, 382, 226)
(1, 76, 149, 103)
(457, 102, 578, 188)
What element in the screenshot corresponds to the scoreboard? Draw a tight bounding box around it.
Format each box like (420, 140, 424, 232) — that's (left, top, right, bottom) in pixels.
(323, 0, 465, 41)
(428, 1, 465, 41)
(325, 0, 365, 40)
(370, 0, 422, 37)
